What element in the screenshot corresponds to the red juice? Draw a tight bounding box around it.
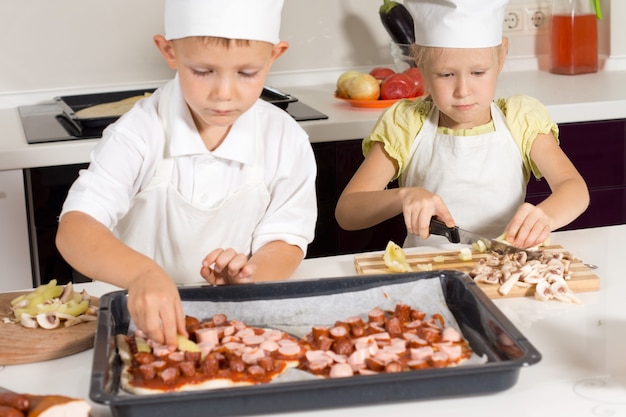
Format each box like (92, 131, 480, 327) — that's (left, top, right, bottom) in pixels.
(550, 14, 598, 75)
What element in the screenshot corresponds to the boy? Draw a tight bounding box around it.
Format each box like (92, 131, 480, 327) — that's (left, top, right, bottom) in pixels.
(56, 0, 317, 348)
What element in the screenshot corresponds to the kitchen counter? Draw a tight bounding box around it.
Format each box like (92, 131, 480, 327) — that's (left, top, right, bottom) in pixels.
(0, 224, 624, 417)
(1, 69, 626, 171)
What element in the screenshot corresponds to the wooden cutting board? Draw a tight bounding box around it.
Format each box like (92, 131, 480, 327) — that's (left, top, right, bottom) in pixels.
(0, 291, 98, 365)
(354, 244, 600, 299)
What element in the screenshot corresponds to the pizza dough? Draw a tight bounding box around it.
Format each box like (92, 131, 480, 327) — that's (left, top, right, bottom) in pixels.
(74, 93, 151, 119)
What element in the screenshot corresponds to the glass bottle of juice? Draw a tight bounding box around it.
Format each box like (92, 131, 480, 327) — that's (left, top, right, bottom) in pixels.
(549, 0, 599, 75)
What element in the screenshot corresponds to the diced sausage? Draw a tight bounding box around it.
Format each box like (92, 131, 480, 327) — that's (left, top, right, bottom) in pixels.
(159, 367, 180, 384)
(184, 351, 201, 363)
(256, 356, 275, 372)
(441, 327, 462, 342)
(179, 360, 197, 377)
(138, 363, 156, 380)
(133, 351, 155, 365)
(333, 337, 353, 356)
(385, 361, 403, 373)
(411, 309, 426, 321)
(329, 325, 348, 339)
(311, 326, 329, 341)
(329, 363, 354, 378)
(278, 343, 302, 357)
(0, 393, 29, 411)
(229, 355, 246, 373)
(368, 307, 386, 325)
(247, 365, 266, 379)
(429, 351, 449, 368)
(168, 351, 185, 362)
(151, 360, 168, 371)
(407, 359, 429, 369)
(307, 359, 329, 373)
(242, 335, 265, 346)
(365, 357, 385, 372)
(211, 314, 228, 326)
(385, 317, 403, 338)
(394, 304, 411, 323)
(259, 339, 279, 352)
(201, 353, 219, 376)
(316, 335, 333, 351)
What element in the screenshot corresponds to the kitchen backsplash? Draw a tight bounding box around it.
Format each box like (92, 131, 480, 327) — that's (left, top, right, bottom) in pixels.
(0, 0, 619, 94)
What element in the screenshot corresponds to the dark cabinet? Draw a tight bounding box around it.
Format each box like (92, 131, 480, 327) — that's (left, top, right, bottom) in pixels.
(308, 141, 405, 258)
(526, 119, 626, 230)
(308, 118, 626, 258)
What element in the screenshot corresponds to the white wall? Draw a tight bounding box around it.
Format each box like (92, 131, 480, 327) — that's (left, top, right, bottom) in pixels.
(0, 0, 622, 95)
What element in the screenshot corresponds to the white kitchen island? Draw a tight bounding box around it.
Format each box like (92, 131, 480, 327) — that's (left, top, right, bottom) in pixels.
(0, 224, 623, 417)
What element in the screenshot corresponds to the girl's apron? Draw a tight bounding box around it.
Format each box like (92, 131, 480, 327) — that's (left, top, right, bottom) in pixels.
(401, 103, 525, 247)
(114, 81, 270, 284)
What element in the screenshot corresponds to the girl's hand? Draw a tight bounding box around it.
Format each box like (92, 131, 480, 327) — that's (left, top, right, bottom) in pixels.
(504, 202, 551, 248)
(400, 187, 455, 239)
(126, 269, 187, 349)
(200, 248, 256, 285)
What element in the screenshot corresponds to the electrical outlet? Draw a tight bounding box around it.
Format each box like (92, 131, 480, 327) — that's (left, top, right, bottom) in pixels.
(525, 6, 550, 30)
(503, 8, 524, 32)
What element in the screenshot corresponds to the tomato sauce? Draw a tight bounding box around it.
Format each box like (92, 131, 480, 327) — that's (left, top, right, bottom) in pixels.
(549, 14, 598, 75)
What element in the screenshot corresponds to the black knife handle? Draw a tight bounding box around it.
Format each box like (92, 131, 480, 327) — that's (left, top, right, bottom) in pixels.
(428, 218, 460, 243)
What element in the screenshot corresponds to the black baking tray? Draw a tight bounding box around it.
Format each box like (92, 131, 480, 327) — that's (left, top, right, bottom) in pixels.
(89, 271, 541, 417)
(55, 89, 157, 130)
(55, 86, 296, 131)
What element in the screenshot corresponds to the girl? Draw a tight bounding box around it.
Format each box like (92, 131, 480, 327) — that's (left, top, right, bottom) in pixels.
(335, 0, 588, 249)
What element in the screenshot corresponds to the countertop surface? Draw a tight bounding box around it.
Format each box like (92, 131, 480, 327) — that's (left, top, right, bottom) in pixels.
(1, 69, 626, 171)
(0, 224, 624, 417)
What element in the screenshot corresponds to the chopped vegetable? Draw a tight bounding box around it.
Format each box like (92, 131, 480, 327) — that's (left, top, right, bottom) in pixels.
(458, 248, 473, 261)
(472, 239, 488, 253)
(416, 263, 433, 271)
(433, 255, 445, 263)
(383, 241, 412, 272)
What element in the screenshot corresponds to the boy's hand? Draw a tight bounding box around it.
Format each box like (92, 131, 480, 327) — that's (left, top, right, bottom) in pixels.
(200, 248, 256, 285)
(126, 269, 187, 349)
(504, 202, 551, 248)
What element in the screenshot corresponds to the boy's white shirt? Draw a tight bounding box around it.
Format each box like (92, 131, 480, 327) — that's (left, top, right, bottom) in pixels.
(61, 76, 317, 281)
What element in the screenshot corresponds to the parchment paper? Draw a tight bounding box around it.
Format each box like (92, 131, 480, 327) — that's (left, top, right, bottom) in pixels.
(180, 278, 457, 338)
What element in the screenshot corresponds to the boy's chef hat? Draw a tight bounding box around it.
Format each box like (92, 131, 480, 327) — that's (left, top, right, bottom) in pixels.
(164, 0, 284, 44)
(404, 0, 509, 48)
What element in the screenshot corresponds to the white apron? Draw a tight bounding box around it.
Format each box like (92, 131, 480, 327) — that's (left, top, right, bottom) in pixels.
(114, 82, 270, 284)
(401, 103, 525, 247)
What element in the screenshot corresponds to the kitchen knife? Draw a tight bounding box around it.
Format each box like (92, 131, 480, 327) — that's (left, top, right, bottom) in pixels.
(428, 218, 540, 258)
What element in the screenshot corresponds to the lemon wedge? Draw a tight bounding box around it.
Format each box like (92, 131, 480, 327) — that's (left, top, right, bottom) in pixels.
(383, 241, 412, 272)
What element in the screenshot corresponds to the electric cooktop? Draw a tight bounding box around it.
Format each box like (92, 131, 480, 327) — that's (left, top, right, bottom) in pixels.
(18, 87, 328, 144)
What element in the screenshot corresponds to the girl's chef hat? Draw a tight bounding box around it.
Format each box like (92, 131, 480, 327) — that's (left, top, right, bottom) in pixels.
(404, 0, 509, 48)
(164, 0, 284, 44)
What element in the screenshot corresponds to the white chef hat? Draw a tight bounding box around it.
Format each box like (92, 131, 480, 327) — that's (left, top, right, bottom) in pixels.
(164, 0, 284, 44)
(404, 0, 509, 48)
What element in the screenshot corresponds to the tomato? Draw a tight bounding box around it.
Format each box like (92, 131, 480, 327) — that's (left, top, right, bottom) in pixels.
(369, 67, 396, 82)
(380, 73, 419, 100)
(403, 67, 425, 96)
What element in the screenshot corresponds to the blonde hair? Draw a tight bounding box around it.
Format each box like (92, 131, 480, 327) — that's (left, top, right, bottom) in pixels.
(412, 44, 505, 75)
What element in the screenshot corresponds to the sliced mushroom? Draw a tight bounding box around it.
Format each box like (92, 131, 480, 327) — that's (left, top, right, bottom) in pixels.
(36, 312, 61, 329)
(58, 282, 74, 303)
(21, 313, 39, 329)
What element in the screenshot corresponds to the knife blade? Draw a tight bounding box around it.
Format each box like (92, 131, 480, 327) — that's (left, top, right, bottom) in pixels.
(428, 218, 540, 259)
